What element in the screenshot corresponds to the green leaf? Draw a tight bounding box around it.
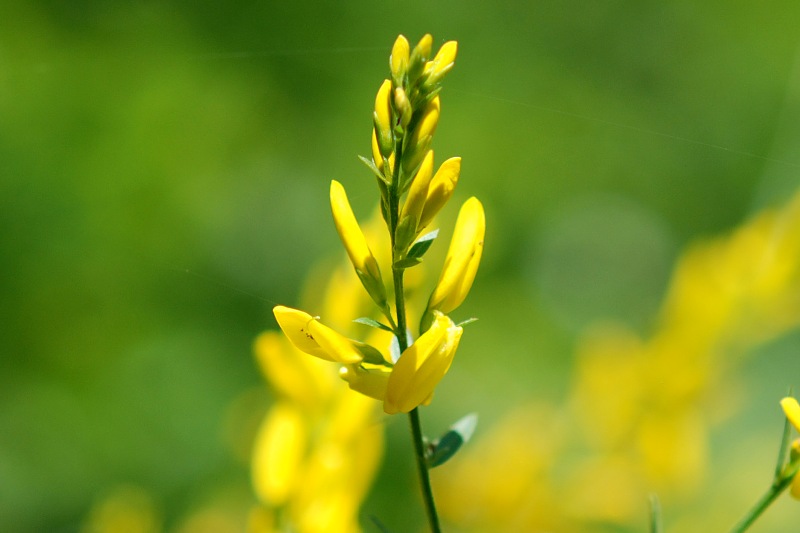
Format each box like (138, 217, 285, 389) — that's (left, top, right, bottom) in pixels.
(393, 256, 422, 270)
(648, 494, 663, 533)
(427, 413, 478, 468)
(358, 155, 390, 184)
(408, 229, 439, 260)
(353, 317, 393, 333)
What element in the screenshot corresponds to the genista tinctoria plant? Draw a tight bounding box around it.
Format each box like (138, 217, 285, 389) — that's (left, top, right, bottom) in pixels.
(271, 34, 483, 531)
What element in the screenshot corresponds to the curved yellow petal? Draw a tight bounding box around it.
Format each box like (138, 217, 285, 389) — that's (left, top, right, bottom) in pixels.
(273, 305, 363, 364)
(428, 197, 485, 314)
(384, 312, 463, 414)
(330, 180, 386, 305)
(418, 156, 461, 231)
(373, 79, 393, 157)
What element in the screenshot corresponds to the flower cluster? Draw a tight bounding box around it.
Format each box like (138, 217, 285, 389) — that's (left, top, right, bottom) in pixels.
(273, 34, 485, 415)
(437, 191, 800, 531)
(249, 245, 386, 533)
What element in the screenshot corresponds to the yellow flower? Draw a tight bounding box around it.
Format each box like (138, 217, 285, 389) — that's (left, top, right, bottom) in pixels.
(373, 79, 393, 157)
(330, 180, 388, 307)
(384, 311, 463, 414)
(272, 305, 363, 364)
(418, 156, 461, 231)
(423, 40, 458, 87)
(427, 197, 485, 314)
(781, 397, 800, 432)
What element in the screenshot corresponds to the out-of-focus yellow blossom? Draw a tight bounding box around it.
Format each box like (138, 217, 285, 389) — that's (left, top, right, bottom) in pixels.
(251, 401, 307, 505)
(385, 312, 463, 414)
(330, 180, 387, 308)
(427, 197, 485, 315)
(438, 191, 800, 532)
(80, 485, 161, 533)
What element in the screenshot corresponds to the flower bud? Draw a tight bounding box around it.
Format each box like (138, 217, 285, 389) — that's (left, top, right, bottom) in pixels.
(390, 35, 410, 87)
(373, 79, 394, 158)
(418, 156, 460, 231)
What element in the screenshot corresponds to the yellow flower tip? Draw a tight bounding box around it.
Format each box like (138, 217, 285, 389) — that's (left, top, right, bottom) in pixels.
(427, 41, 458, 77)
(415, 34, 433, 59)
(428, 197, 486, 314)
(402, 97, 441, 174)
(384, 312, 463, 414)
(781, 397, 800, 432)
(418, 156, 461, 230)
(272, 305, 362, 364)
(390, 35, 410, 82)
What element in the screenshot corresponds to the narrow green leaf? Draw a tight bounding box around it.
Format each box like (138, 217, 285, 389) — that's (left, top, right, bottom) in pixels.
(353, 317, 394, 333)
(393, 256, 422, 270)
(648, 494, 663, 533)
(358, 155, 390, 184)
(407, 229, 439, 260)
(427, 413, 478, 468)
(455, 317, 479, 327)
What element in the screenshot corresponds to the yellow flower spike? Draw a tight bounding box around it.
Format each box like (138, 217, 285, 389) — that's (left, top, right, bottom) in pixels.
(781, 397, 800, 432)
(330, 180, 388, 308)
(428, 197, 486, 314)
(340, 363, 392, 402)
(418, 156, 461, 231)
(251, 401, 306, 506)
(273, 305, 363, 364)
(373, 79, 394, 158)
(390, 34, 409, 86)
(402, 96, 440, 175)
(384, 312, 463, 414)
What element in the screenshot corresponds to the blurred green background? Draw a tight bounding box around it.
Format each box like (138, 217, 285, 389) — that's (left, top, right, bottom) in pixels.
(3, 1, 800, 531)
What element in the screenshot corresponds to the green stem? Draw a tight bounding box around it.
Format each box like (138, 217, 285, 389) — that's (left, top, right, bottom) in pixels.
(728, 475, 794, 533)
(409, 407, 442, 533)
(387, 139, 442, 533)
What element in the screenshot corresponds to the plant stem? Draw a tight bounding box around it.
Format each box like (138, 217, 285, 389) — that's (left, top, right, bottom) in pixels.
(409, 407, 442, 533)
(387, 140, 442, 533)
(728, 475, 794, 533)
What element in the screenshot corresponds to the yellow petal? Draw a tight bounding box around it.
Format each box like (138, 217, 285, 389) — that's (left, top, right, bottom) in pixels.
(384, 312, 463, 414)
(399, 150, 435, 227)
(373, 79, 393, 157)
(340, 364, 391, 401)
(251, 402, 306, 505)
(418, 156, 461, 230)
(390, 35, 409, 83)
(428, 197, 486, 313)
(425, 41, 458, 79)
(273, 305, 363, 364)
(330, 181, 386, 305)
(781, 397, 800, 433)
